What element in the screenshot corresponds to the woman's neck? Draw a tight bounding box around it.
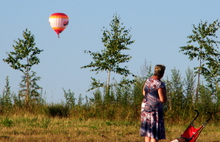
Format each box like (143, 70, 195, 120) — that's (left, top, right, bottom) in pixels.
(151, 75, 161, 80)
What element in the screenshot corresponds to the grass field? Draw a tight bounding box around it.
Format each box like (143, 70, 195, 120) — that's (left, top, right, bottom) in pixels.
(0, 115, 219, 142)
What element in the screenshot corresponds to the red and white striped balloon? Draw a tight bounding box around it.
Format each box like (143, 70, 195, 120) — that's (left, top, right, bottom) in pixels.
(49, 13, 69, 38)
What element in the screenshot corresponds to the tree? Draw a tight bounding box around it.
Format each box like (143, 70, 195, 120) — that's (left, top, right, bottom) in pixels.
(81, 14, 135, 91)
(77, 94, 84, 106)
(183, 67, 196, 109)
(19, 71, 43, 105)
(169, 68, 184, 111)
(1, 76, 12, 113)
(140, 59, 153, 81)
(63, 89, 76, 109)
(3, 29, 43, 107)
(179, 20, 220, 102)
(164, 77, 172, 111)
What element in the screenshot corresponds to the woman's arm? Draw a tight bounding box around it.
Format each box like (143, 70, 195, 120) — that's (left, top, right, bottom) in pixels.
(142, 88, 145, 96)
(142, 81, 146, 96)
(158, 87, 167, 103)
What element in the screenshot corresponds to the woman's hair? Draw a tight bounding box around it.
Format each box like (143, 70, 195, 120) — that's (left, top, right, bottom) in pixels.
(154, 64, 166, 78)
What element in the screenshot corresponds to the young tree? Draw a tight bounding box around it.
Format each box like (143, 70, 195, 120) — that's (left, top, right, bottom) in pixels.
(63, 89, 76, 109)
(3, 29, 43, 107)
(77, 94, 84, 106)
(140, 59, 153, 81)
(179, 20, 220, 102)
(19, 71, 43, 105)
(184, 67, 196, 108)
(169, 68, 184, 112)
(1, 76, 12, 113)
(81, 14, 135, 91)
(164, 77, 172, 111)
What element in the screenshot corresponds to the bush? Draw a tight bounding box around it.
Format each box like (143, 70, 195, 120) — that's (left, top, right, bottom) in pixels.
(46, 104, 69, 118)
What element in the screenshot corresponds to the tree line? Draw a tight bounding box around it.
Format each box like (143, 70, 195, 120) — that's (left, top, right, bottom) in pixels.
(1, 14, 219, 123)
(1, 67, 219, 123)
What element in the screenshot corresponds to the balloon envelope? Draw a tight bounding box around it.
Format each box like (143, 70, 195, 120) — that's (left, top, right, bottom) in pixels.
(49, 13, 69, 37)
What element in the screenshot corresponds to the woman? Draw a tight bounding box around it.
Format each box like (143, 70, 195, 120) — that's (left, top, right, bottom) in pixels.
(140, 64, 167, 142)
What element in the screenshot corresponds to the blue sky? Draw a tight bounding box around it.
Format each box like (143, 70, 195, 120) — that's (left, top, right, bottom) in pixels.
(1, 1, 220, 103)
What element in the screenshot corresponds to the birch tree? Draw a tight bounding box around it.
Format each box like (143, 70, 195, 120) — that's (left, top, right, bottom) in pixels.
(3, 29, 43, 107)
(81, 14, 135, 91)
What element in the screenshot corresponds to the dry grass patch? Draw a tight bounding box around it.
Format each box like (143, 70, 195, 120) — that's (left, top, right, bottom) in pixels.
(0, 115, 219, 142)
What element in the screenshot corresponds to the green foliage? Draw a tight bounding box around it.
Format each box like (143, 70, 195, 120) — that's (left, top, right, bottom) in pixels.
(0, 76, 13, 113)
(93, 89, 103, 106)
(77, 94, 83, 106)
(1, 117, 13, 127)
(19, 71, 43, 105)
(0, 66, 219, 123)
(40, 118, 51, 128)
(12, 93, 23, 108)
(180, 20, 220, 97)
(183, 67, 196, 109)
(47, 104, 69, 118)
(140, 59, 153, 80)
(197, 84, 213, 110)
(3, 29, 43, 107)
(167, 68, 184, 112)
(81, 14, 135, 91)
(63, 89, 76, 109)
(3, 29, 43, 73)
(131, 77, 144, 119)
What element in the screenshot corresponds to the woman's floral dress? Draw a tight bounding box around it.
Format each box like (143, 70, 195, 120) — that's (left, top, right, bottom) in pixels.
(140, 77, 166, 140)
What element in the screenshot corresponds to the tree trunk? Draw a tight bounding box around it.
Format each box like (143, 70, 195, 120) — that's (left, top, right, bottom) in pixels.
(107, 70, 111, 90)
(26, 70, 30, 107)
(195, 58, 202, 103)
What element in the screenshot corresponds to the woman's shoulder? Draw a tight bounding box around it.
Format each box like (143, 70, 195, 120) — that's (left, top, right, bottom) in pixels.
(149, 77, 161, 83)
(151, 78, 165, 88)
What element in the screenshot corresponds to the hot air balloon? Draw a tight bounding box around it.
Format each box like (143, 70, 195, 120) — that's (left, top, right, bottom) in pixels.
(49, 13, 69, 38)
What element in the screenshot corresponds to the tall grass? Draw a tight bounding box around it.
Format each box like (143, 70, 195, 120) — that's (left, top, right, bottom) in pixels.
(0, 114, 219, 142)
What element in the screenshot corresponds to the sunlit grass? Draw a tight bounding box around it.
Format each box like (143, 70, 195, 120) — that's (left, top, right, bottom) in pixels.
(0, 114, 219, 142)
